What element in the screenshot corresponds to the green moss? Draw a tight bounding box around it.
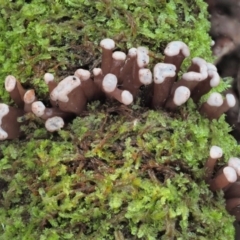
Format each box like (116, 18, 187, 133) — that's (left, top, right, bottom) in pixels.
(0, 0, 237, 239)
(0, 103, 239, 239)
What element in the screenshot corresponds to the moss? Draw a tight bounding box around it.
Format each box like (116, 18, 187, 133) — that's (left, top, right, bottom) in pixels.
(0, 102, 239, 239)
(0, 0, 238, 239)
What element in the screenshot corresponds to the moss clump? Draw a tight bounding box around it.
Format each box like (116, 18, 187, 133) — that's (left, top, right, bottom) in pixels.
(0, 102, 239, 239)
(0, 0, 238, 239)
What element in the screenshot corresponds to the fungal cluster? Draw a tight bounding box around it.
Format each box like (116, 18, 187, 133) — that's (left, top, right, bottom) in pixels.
(205, 146, 240, 221)
(0, 38, 236, 140)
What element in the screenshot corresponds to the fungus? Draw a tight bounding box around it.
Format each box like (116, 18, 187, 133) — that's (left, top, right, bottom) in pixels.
(228, 157, 240, 177)
(100, 38, 115, 75)
(122, 47, 151, 98)
(109, 51, 126, 77)
(226, 198, 240, 221)
(45, 116, 64, 132)
(44, 72, 58, 107)
(50, 75, 87, 115)
(74, 69, 101, 101)
(209, 166, 237, 191)
(165, 86, 190, 110)
(191, 65, 220, 103)
(199, 92, 224, 119)
(152, 63, 176, 108)
(204, 146, 223, 182)
(119, 48, 137, 85)
(164, 41, 190, 73)
(23, 89, 37, 113)
(102, 74, 133, 105)
(0, 103, 24, 140)
(5, 75, 27, 108)
(214, 93, 236, 119)
(225, 181, 240, 199)
(31, 101, 72, 121)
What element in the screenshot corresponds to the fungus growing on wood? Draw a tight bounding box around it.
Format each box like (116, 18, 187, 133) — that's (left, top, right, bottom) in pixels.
(23, 89, 37, 113)
(152, 63, 176, 108)
(74, 68, 101, 101)
(31, 101, 72, 121)
(209, 166, 237, 191)
(165, 86, 190, 110)
(191, 64, 220, 103)
(50, 75, 87, 115)
(45, 116, 64, 132)
(44, 72, 58, 107)
(199, 92, 224, 119)
(102, 73, 133, 105)
(0, 103, 24, 140)
(100, 38, 115, 75)
(164, 41, 190, 73)
(205, 146, 223, 182)
(5, 75, 27, 108)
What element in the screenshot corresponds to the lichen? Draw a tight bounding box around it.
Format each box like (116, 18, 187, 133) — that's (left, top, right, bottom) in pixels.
(0, 0, 238, 239)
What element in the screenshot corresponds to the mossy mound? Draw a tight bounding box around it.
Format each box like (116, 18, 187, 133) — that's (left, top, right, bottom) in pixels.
(0, 0, 239, 239)
(0, 102, 239, 239)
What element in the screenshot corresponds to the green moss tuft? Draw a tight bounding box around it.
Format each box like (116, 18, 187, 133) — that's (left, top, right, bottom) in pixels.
(0, 102, 239, 239)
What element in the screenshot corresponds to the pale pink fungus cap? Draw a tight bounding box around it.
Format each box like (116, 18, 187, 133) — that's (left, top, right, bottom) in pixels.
(153, 63, 176, 84)
(207, 93, 223, 106)
(5, 75, 17, 92)
(44, 73, 54, 84)
(173, 86, 190, 106)
(210, 146, 223, 159)
(51, 76, 81, 102)
(164, 41, 190, 57)
(45, 116, 64, 132)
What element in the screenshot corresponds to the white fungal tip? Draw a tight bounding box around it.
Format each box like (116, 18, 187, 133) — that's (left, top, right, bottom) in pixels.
(128, 48, 137, 57)
(93, 68, 102, 76)
(139, 69, 152, 85)
(102, 73, 118, 92)
(209, 70, 220, 87)
(207, 93, 223, 106)
(51, 76, 81, 102)
(23, 90, 35, 104)
(228, 157, 240, 176)
(207, 63, 217, 71)
(223, 166, 237, 183)
(182, 71, 206, 82)
(31, 101, 46, 117)
(5, 75, 17, 92)
(0, 127, 8, 140)
(226, 94, 236, 108)
(45, 116, 64, 132)
(112, 51, 127, 61)
(0, 103, 10, 124)
(173, 86, 190, 106)
(210, 146, 223, 159)
(44, 73, 54, 84)
(164, 41, 190, 57)
(153, 63, 176, 84)
(74, 69, 91, 81)
(100, 38, 115, 50)
(121, 90, 133, 105)
(137, 47, 149, 68)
